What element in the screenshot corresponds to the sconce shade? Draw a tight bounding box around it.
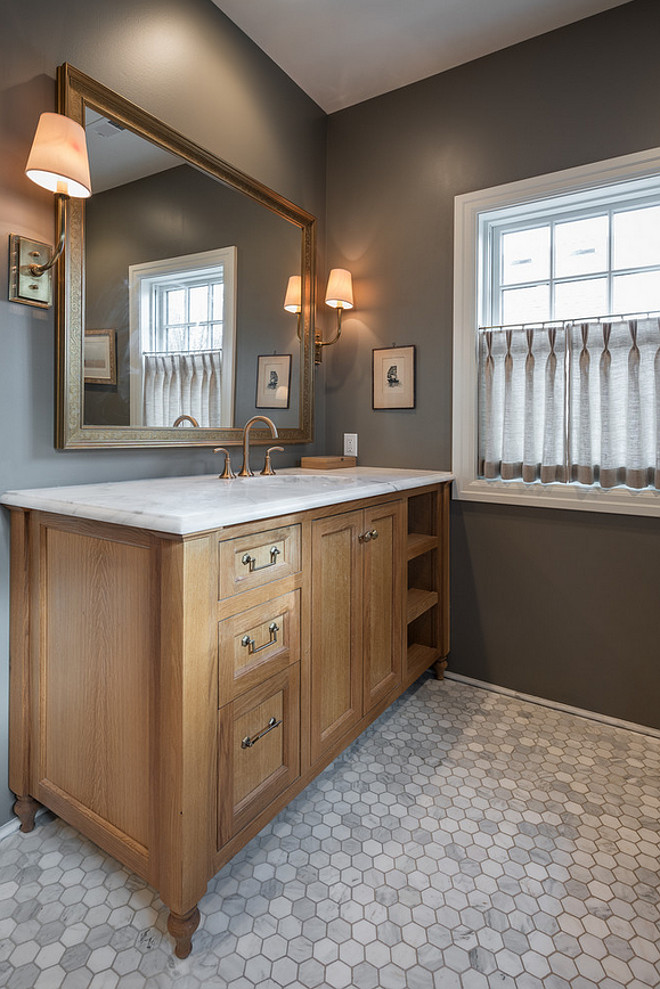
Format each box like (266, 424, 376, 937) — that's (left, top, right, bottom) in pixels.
(25, 112, 91, 198)
(325, 268, 353, 310)
(283, 274, 302, 313)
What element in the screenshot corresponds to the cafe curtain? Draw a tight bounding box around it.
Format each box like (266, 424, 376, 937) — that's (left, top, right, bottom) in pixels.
(478, 317, 660, 489)
(143, 351, 222, 427)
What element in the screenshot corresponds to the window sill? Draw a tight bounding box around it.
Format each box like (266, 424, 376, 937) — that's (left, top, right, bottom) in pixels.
(454, 477, 660, 518)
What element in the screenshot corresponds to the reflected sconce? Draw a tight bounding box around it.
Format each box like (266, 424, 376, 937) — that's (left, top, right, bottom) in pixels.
(283, 274, 302, 339)
(316, 267, 354, 365)
(9, 112, 92, 309)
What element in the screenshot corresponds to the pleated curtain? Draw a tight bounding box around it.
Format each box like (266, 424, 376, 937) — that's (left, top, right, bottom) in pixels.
(478, 317, 660, 489)
(143, 351, 222, 427)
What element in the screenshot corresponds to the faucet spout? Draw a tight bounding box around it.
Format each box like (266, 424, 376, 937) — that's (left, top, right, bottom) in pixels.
(172, 414, 199, 427)
(238, 416, 278, 477)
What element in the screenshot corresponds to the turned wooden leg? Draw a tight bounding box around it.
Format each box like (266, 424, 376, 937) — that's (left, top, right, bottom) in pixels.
(432, 658, 448, 680)
(167, 906, 200, 959)
(13, 795, 39, 833)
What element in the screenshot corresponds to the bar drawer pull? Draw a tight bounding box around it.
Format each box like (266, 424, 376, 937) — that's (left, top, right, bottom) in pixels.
(241, 621, 279, 655)
(241, 716, 282, 748)
(241, 546, 280, 572)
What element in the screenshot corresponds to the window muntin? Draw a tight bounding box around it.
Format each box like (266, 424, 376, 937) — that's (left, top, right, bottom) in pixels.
(149, 268, 225, 355)
(489, 198, 660, 326)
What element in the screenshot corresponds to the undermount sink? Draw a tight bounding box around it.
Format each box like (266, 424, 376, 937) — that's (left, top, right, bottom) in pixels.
(239, 473, 358, 485)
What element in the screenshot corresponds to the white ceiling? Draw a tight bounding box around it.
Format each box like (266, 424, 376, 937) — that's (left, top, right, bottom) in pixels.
(212, 0, 632, 113)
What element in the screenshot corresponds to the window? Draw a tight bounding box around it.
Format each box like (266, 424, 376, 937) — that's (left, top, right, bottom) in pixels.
(129, 247, 236, 427)
(453, 147, 660, 517)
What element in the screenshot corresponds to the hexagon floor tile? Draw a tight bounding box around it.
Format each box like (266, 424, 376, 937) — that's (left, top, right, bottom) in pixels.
(1, 676, 659, 988)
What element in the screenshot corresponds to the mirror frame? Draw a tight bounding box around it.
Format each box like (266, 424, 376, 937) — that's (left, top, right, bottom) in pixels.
(55, 63, 316, 449)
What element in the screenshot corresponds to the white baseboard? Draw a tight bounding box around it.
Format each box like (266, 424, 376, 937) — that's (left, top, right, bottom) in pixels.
(443, 671, 660, 740)
(0, 807, 49, 842)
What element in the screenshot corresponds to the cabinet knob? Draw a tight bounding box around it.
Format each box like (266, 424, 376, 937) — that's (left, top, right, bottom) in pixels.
(358, 531, 372, 543)
(369, 529, 379, 540)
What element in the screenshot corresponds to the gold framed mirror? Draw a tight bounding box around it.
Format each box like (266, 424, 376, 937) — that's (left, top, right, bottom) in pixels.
(55, 64, 316, 449)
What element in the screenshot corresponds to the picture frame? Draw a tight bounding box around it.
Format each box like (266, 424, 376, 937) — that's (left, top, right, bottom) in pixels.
(255, 353, 292, 409)
(84, 329, 117, 385)
(372, 345, 416, 409)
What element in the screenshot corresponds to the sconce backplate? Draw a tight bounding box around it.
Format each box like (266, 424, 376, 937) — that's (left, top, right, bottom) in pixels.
(8, 234, 53, 308)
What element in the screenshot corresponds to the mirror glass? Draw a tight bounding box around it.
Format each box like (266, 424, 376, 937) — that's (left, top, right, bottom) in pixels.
(57, 65, 315, 449)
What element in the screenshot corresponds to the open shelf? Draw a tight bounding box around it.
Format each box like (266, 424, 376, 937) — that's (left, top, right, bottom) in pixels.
(402, 484, 449, 684)
(407, 532, 438, 561)
(406, 642, 439, 674)
(407, 587, 438, 624)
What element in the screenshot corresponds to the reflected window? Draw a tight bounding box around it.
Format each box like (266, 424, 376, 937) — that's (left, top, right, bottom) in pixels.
(129, 247, 236, 427)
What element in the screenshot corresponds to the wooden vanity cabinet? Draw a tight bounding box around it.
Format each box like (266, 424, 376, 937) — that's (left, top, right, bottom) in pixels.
(8, 482, 449, 959)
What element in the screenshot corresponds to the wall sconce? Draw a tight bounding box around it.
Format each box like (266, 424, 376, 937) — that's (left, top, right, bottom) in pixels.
(9, 112, 91, 309)
(316, 268, 353, 365)
(283, 274, 302, 339)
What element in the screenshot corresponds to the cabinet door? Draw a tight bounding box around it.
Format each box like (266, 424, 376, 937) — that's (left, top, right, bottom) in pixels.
(310, 511, 363, 765)
(363, 501, 404, 712)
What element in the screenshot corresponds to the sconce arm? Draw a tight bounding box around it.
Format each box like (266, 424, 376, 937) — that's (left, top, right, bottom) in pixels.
(30, 193, 69, 275)
(315, 309, 344, 364)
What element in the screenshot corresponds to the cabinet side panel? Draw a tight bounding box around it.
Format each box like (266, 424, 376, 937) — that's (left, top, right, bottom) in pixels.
(40, 525, 153, 848)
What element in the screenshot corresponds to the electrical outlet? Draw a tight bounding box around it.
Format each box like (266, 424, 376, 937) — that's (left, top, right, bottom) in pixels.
(343, 433, 358, 457)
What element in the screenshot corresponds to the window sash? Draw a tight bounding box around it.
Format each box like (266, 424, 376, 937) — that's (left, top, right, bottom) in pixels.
(488, 194, 660, 326)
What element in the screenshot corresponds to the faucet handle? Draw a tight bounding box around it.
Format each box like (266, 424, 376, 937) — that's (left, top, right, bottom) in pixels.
(213, 447, 235, 480)
(260, 446, 284, 476)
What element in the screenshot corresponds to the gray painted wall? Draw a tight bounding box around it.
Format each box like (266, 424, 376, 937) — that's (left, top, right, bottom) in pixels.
(325, 0, 660, 729)
(0, 0, 326, 825)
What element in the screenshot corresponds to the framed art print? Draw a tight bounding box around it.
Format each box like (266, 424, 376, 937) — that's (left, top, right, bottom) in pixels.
(256, 353, 292, 409)
(372, 345, 416, 409)
(84, 329, 117, 385)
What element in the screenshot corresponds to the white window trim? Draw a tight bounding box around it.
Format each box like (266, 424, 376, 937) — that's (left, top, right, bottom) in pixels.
(453, 146, 660, 518)
(128, 246, 237, 426)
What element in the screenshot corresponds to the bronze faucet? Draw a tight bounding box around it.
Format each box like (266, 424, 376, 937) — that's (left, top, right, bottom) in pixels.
(238, 416, 278, 477)
(172, 414, 199, 427)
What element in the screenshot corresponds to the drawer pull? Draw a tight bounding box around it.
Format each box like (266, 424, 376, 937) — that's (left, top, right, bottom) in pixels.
(241, 716, 282, 749)
(241, 621, 279, 655)
(241, 546, 280, 572)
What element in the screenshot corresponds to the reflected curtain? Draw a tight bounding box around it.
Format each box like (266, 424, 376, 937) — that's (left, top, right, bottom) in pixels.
(478, 317, 660, 489)
(143, 351, 222, 427)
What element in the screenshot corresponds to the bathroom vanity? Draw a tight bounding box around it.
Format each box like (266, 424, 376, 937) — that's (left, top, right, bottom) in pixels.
(4, 467, 451, 957)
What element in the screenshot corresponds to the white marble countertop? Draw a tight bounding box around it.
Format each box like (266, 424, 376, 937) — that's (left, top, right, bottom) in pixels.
(1, 467, 453, 535)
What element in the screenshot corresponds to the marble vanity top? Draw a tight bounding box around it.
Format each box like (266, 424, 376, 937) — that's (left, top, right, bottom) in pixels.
(1, 467, 453, 535)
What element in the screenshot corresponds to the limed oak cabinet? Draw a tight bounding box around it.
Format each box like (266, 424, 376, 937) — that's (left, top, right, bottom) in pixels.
(7, 474, 450, 957)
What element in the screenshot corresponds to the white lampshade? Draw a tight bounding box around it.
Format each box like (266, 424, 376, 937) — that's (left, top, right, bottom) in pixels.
(325, 268, 353, 310)
(283, 274, 302, 313)
(25, 112, 91, 198)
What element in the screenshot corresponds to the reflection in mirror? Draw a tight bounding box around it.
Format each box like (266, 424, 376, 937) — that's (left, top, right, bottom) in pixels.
(56, 64, 315, 449)
(83, 111, 302, 431)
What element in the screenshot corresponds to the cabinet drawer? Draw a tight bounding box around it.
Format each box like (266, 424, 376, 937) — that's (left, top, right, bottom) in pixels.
(218, 524, 301, 599)
(218, 590, 300, 705)
(218, 666, 300, 847)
